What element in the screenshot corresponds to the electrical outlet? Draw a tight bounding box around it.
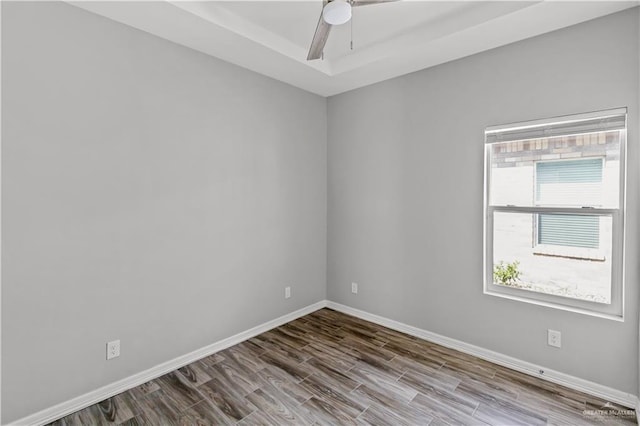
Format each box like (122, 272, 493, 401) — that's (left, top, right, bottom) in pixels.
(285, 286, 291, 299)
(547, 329, 561, 348)
(107, 340, 120, 360)
(351, 282, 358, 294)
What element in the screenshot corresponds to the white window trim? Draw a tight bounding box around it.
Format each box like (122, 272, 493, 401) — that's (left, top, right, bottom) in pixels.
(483, 109, 627, 321)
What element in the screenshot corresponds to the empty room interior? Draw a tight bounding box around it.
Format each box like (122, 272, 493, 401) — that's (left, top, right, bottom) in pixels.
(2, 1, 640, 425)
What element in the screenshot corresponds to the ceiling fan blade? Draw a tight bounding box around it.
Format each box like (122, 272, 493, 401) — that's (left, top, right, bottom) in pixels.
(352, 0, 398, 7)
(307, 13, 332, 60)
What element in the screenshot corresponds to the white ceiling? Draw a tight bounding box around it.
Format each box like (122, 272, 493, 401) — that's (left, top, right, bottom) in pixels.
(70, 1, 639, 97)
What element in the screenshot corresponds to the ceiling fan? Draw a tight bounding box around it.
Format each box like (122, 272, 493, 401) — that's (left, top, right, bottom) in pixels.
(307, 0, 397, 61)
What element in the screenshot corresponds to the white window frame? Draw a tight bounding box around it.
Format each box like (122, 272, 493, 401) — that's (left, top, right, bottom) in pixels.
(483, 108, 626, 320)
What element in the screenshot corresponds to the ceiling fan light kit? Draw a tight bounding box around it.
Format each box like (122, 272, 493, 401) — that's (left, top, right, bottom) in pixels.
(308, 0, 397, 61)
(323, 0, 352, 25)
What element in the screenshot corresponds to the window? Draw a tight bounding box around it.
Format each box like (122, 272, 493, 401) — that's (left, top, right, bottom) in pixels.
(484, 109, 626, 319)
(534, 158, 605, 260)
(537, 214, 599, 249)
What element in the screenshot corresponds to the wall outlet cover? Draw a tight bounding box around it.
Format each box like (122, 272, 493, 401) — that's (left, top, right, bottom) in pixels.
(547, 329, 561, 348)
(107, 340, 121, 360)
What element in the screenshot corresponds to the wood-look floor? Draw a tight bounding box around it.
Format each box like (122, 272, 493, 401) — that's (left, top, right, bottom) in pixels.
(50, 309, 636, 425)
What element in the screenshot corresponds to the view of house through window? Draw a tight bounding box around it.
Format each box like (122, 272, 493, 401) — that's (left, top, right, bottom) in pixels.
(485, 109, 625, 316)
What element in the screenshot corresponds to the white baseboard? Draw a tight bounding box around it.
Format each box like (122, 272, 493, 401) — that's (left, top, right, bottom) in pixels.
(326, 301, 639, 409)
(12, 299, 638, 425)
(11, 300, 328, 426)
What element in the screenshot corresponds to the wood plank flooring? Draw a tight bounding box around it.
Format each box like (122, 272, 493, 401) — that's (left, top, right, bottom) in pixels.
(49, 309, 636, 425)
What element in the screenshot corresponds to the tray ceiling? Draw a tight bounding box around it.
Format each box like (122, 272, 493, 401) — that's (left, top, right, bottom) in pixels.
(69, 1, 639, 96)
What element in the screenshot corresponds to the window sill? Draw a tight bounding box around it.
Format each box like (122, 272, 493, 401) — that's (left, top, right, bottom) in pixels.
(533, 244, 605, 261)
(483, 288, 623, 322)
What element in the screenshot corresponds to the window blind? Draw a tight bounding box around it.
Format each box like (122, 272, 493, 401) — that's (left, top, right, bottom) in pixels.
(486, 108, 626, 144)
(538, 214, 600, 249)
(535, 158, 603, 207)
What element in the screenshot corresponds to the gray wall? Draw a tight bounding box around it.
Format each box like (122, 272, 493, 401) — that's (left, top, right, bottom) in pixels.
(3, 1, 640, 423)
(328, 7, 639, 395)
(1, 2, 326, 423)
